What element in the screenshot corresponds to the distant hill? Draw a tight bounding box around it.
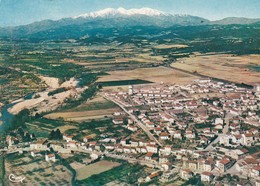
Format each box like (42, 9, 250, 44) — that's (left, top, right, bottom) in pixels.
(0, 8, 259, 39)
(211, 17, 260, 25)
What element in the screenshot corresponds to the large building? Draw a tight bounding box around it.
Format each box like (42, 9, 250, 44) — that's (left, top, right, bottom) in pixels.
(254, 85, 260, 93)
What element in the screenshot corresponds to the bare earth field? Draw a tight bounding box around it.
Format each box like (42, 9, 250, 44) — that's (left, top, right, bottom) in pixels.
(97, 66, 198, 85)
(74, 160, 121, 180)
(171, 54, 260, 85)
(153, 44, 188, 49)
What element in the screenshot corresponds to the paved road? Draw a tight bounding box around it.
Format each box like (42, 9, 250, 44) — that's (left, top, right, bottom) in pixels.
(102, 94, 163, 147)
(204, 114, 230, 151)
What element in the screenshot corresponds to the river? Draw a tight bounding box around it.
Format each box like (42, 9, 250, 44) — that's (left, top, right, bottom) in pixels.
(0, 93, 34, 131)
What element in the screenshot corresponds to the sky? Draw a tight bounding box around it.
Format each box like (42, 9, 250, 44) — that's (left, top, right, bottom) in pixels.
(0, 0, 259, 27)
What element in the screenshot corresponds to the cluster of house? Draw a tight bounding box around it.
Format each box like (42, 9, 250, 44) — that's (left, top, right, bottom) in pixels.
(220, 127, 259, 147)
(5, 79, 259, 184)
(102, 79, 260, 183)
(177, 147, 260, 184)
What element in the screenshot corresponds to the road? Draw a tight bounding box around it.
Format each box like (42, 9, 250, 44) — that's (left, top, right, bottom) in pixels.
(102, 94, 163, 147)
(1, 145, 161, 169)
(204, 113, 231, 151)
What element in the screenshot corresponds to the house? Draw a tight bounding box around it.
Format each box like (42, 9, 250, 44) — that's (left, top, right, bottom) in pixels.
(161, 162, 172, 171)
(154, 127, 163, 135)
(123, 146, 132, 154)
(50, 142, 63, 150)
(127, 125, 138, 132)
(204, 159, 214, 171)
(90, 153, 99, 160)
(172, 130, 182, 139)
(218, 157, 233, 172)
(226, 149, 248, 160)
(83, 135, 92, 143)
(215, 124, 223, 130)
(31, 150, 42, 157)
(130, 141, 139, 147)
(159, 156, 170, 164)
(189, 161, 197, 171)
(251, 166, 260, 177)
(159, 146, 172, 156)
(241, 133, 255, 146)
(45, 153, 56, 162)
(197, 159, 205, 171)
(145, 172, 161, 182)
(215, 118, 224, 125)
(160, 113, 174, 123)
(232, 134, 243, 145)
(146, 122, 155, 128)
(146, 144, 158, 153)
(103, 144, 115, 151)
(6, 135, 14, 147)
(63, 135, 74, 142)
(120, 138, 130, 146)
(112, 118, 124, 125)
(145, 152, 157, 162)
(181, 169, 193, 180)
(67, 141, 77, 148)
(186, 130, 195, 139)
(159, 132, 170, 140)
(136, 146, 147, 154)
(30, 139, 48, 150)
(201, 171, 214, 182)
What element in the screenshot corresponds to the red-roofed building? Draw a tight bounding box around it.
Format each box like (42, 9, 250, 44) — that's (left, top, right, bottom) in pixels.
(218, 157, 233, 172)
(181, 169, 193, 180)
(251, 166, 260, 177)
(201, 171, 214, 182)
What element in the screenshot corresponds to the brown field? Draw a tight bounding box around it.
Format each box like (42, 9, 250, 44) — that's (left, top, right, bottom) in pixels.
(97, 66, 198, 85)
(57, 125, 77, 133)
(75, 160, 121, 180)
(172, 54, 260, 85)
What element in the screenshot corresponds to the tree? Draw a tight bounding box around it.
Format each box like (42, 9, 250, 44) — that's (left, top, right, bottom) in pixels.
(49, 129, 63, 140)
(123, 117, 128, 125)
(49, 130, 55, 140)
(17, 128, 24, 137)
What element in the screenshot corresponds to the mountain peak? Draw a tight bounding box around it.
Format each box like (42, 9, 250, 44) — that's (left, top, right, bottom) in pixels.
(73, 7, 168, 19)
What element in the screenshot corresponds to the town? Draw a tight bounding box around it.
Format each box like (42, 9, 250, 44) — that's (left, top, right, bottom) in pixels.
(4, 79, 260, 185)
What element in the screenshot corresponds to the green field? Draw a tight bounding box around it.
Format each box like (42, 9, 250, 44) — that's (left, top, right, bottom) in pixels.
(99, 79, 152, 87)
(77, 162, 146, 186)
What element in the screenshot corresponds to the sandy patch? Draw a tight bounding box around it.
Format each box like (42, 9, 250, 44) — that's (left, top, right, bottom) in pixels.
(8, 78, 86, 115)
(75, 160, 121, 180)
(39, 76, 60, 89)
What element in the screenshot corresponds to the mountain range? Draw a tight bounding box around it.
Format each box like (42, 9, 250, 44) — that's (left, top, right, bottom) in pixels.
(0, 8, 259, 39)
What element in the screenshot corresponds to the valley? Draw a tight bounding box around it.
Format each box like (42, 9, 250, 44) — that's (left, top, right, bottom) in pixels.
(0, 7, 259, 186)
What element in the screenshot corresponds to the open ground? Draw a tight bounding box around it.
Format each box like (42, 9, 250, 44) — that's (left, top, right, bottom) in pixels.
(97, 66, 198, 85)
(171, 54, 260, 85)
(73, 160, 120, 180)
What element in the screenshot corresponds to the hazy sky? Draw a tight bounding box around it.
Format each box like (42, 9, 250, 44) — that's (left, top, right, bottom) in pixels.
(0, 0, 259, 27)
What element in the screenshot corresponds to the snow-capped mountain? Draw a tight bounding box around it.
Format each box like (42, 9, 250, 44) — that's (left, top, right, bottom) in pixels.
(0, 7, 258, 39)
(73, 8, 168, 19)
